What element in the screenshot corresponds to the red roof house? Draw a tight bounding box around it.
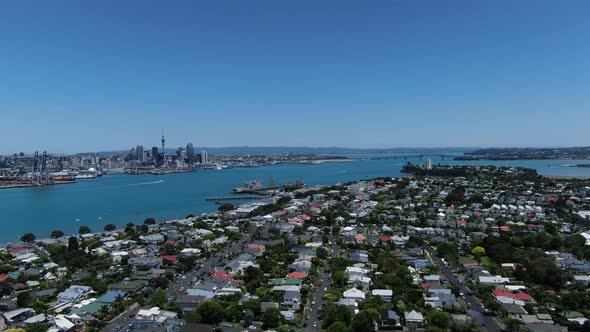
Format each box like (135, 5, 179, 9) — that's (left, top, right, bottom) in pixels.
(286, 272, 308, 279)
(378, 235, 392, 242)
(10, 247, 29, 255)
(246, 243, 266, 250)
(492, 289, 535, 302)
(211, 272, 234, 280)
(160, 255, 178, 262)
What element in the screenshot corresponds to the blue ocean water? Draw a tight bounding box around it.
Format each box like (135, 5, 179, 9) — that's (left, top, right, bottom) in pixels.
(1, 155, 589, 242)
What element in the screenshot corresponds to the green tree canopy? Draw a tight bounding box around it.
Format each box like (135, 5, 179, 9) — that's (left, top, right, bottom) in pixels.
(144, 218, 157, 225)
(50, 230, 64, 239)
(104, 224, 116, 232)
(78, 225, 91, 234)
(471, 246, 486, 257)
(327, 321, 352, 332)
(426, 310, 452, 329)
(196, 300, 225, 325)
(332, 271, 349, 288)
(20, 232, 36, 243)
(17, 291, 32, 307)
(320, 304, 353, 329)
(148, 289, 168, 307)
(68, 236, 79, 251)
(218, 203, 235, 212)
(262, 307, 282, 329)
(351, 309, 379, 332)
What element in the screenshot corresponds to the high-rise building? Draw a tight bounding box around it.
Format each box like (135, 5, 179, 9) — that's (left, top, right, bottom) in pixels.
(152, 146, 159, 163)
(186, 143, 195, 163)
(161, 130, 166, 162)
(200, 150, 208, 164)
(425, 159, 433, 170)
(177, 147, 186, 160)
(136, 145, 144, 162)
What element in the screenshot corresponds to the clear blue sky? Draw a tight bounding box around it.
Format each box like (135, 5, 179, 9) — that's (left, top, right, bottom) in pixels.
(1, 1, 589, 154)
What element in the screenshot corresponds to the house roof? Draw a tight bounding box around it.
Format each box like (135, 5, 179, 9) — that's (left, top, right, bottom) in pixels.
(97, 290, 127, 304)
(405, 310, 424, 322)
(160, 255, 177, 262)
(492, 289, 534, 301)
(286, 272, 308, 279)
(211, 272, 233, 280)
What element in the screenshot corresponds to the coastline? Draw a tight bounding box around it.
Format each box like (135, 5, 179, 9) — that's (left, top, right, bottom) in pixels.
(542, 174, 590, 180)
(0, 181, 76, 190)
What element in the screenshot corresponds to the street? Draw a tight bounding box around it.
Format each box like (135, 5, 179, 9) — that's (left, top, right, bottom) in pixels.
(425, 246, 500, 332)
(302, 235, 339, 332)
(167, 234, 251, 297)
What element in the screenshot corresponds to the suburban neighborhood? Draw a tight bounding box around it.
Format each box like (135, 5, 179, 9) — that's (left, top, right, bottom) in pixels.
(2, 165, 590, 332)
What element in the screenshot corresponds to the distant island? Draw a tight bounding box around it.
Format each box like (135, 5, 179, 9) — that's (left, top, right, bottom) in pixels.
(456, 147, 590, 160)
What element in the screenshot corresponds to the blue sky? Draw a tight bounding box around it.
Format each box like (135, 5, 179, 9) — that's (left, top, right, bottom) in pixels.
(1, 1, 589, 154)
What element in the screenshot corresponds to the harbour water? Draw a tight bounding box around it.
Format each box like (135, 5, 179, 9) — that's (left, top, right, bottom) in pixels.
(1, 155, 590, 242)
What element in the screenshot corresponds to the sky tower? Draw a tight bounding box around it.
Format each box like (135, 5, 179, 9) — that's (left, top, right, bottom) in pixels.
(161, 129, 166, 162)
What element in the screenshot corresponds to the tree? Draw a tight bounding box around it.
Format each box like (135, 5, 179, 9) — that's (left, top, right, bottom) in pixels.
(505, 318, 521, 332)
(138, 224, 149, 233)
(327, 321, 352, 332)
(437, 242, 459, 263)
(149, 289, 168, 307)
(197, 300, 225, 325)
(68, 236, 79, 251)
(333, 271, 349, 288)
(50, 230, 64, 239)
(471, 246, 486, 257)
(351, 309, 379, 332)
(321, 304, 353, 329)
(104, 224, 117, 232)
(21, 232, 36, 243)
(78, 225, 91, 234)
(426, 310, 452, 329)
(396, 300, 406, 313)
(218, 203, 234, 212)
(317, 247, 329, 260)
(225, 303, 243, 322)
(262, 307, 282, 329)
(124, 223, 136, 237)
(24, 322, 50, 332)
(17, 291, 32, 307)
(144, 218, 157, 225)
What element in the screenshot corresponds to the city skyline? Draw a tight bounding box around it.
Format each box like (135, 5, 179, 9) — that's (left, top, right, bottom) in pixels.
(2, 1, 590, 153)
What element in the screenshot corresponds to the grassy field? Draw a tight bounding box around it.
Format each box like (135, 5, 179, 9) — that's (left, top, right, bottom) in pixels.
(459, 255, 492, 267)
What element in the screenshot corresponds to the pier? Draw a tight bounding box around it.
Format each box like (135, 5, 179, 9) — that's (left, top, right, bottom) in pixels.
(206, 195, 269, 201)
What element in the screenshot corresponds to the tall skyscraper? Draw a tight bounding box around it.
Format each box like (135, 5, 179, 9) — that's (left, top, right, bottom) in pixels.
(152, 146, 159, 163)
(177, 146, 186, 160)
(186, 143, 195, 163)
(200, 150, 208, 164)
(426, 159, 433, 170)
(136, 145, 144, 162)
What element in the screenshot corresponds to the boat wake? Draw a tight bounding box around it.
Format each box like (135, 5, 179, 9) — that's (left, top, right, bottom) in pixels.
(336, 171, 348, 174)
(131, 180, 165, 186)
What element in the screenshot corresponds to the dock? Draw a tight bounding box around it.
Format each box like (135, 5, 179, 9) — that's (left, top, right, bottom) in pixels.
(206, 195, 269, 201)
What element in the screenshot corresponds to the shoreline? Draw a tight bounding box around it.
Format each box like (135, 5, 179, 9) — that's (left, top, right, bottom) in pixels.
(542, 174, 590, 180)
(0, 181, 76, 190)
